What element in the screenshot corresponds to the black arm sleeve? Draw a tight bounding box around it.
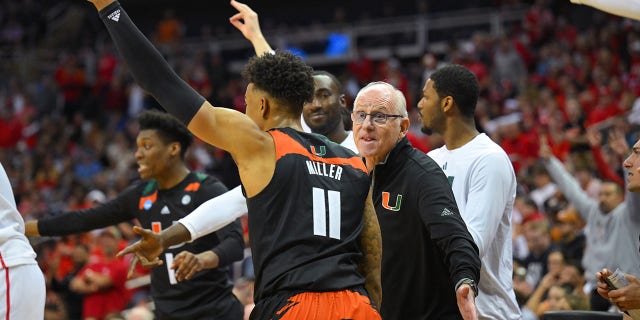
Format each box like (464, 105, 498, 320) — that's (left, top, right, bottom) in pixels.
(212, 218, 245, 268)
(419, 168, 481, 286)
(38, 185, 138, 236)
(98, 2, 204, 124)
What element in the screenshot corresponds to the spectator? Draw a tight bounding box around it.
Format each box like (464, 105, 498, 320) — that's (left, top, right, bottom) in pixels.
(596, 137, 640, 312)
(50, 244, 90, 320)
(522, 220, 555, 288)
(552, 204, 586, 264)
(526, 269, 568, 317)
(492, 36, 527, 95)
(529, 163, 558, 213)
(559, 260, 590, 309)
(54, 55, 88, 119)
(154, 9, 183, 45)
(125, 306, 154, 320)
(70, 227, 130, 320)
(540, 135, 640, 311)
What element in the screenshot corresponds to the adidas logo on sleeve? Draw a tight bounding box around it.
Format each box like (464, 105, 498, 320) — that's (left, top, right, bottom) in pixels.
(440, 208, 454, 216)
(107, 9, 120, 22)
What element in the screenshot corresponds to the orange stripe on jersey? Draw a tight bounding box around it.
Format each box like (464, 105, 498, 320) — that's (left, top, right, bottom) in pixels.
(270, 130, 368, 174)
(184, 182, 201, 192)
(138, 191, 157, 210)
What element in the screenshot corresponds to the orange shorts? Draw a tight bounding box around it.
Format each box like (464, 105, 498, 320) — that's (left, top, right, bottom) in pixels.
(251, 289, 380, 320)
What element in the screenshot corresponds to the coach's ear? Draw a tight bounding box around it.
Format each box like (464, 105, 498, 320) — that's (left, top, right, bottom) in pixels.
(399, 117, 410, 138)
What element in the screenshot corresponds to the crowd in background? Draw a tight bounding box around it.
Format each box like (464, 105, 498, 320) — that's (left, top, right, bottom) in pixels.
(2, 0, 640, 318)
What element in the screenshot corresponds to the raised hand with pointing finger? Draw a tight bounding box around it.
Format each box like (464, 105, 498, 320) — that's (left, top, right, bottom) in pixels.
(118, 226, 164, 277)
(229, 0, 273, 56)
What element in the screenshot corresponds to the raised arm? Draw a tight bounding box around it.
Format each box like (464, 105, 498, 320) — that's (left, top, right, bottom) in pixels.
(587, 128, 624, 187)
(229, 0, 273, 56)
(540, 136, 597, 220)
(570, 0, 640, 21)
(25, 187, 137, 237)
(357, 189, 382, 309)
(88, 0, 270, 163)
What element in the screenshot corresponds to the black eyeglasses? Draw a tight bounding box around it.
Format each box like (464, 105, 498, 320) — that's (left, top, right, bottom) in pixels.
(351, 111, 404, 125)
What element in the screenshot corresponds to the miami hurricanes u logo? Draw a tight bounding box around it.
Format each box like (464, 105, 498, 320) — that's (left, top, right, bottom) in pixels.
(381, 192, 402, 211)
(310, 145, 326, 156)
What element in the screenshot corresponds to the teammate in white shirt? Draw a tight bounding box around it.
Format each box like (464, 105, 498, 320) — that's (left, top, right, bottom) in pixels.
(570, 0, 640, 21)
(0, 162, 45, 319)
(418, 64, 521, 320)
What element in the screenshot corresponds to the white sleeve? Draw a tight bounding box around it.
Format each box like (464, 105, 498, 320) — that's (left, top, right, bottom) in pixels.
(0, 162, 16, 209)
(461, 153, 515, 258)
(572, 0, 640, 20)
(178, 185, 248, 241)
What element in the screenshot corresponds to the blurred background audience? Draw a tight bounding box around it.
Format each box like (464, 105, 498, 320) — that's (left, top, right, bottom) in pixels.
(4, 0, 640, 318)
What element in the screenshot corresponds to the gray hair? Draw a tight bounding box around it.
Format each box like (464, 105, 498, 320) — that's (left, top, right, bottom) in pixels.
(355, 81, 408, 117)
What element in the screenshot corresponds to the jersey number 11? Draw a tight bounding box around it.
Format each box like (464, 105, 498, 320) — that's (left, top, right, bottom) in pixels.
(312, 187, 341, 240)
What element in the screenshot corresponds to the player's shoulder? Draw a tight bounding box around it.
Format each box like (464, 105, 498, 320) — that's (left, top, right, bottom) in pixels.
(130, 179, 156, 197)
(405, 148, 445, 177)
(274, 127, 359, 158)
(426, 144, 446, 158)
(469, 135, 510, 161)
(188, 172, 227, 191)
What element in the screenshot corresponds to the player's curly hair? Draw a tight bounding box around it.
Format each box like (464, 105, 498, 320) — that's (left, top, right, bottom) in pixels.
(429, 64, 479, 119)
(242, 50, 314, 116)
(138, 109, 194, 159)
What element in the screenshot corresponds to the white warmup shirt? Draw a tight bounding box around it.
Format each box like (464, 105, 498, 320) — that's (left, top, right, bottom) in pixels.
(428, 133, 521, 320)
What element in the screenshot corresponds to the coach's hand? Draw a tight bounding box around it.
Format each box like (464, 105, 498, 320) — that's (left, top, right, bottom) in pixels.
(456, 284, 478, 320)
(117, 226, 165, 278)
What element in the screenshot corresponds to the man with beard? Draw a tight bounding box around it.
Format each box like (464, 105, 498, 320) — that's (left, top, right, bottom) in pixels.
(595, 137, 640, 314)
(417, 64, 520, 319)
(540, 133, 640, 311)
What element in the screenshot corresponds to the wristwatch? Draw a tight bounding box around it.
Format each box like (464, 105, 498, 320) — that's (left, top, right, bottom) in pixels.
(455, 278, 478, 297)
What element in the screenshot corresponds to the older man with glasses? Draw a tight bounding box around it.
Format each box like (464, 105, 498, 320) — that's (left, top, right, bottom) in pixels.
(353, 81, 481, 320)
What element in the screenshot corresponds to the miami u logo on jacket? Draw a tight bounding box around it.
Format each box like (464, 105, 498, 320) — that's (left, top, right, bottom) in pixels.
(310, 145, 326, 156)
(381, 192, 402, 211)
